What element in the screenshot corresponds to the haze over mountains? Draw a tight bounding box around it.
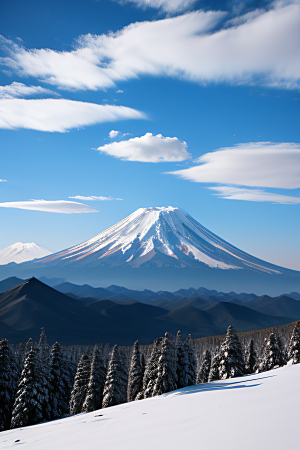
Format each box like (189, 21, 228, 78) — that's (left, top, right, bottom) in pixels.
(1, 276, 299, 345)
(0, 207, 299, 295)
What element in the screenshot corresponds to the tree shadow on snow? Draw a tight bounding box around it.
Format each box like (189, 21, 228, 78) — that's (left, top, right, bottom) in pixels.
(164, 374, 276, 397)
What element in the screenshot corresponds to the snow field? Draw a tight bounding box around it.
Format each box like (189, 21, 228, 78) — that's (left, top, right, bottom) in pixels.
(1, 364, 299, 450)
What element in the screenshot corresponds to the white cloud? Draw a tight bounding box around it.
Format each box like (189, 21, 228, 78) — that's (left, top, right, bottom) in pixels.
(1, 2, 299, 91)
(0, 82, 57, 99)
(120, 0, 197, 13)
(0, 99, 145, 132)
(69, 195, 123, 201)
(169, 142, 300, 189)
(109, 129, 120, 138)
(97, 132, 191, 162)
(0, 199, 98, 214)
(0, 179, 7, 182)
(209, 186, 300, 204)
(116, 89, 123, 93)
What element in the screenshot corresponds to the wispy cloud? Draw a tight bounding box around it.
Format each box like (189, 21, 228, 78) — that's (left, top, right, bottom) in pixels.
(97, 132, 191, 162)
(0, 179, 7, 182)
(119, 0, 197, 13)
(116, 89, 123, 93)
(1, 2, 299, 91)
(0, 199, 98, 214)
(109, 130, 120, 138)
(0, 99, 145, 132)
(69, 195, 123, 201)
(209, 186, 300, 204)
(168, 142, 300, 189)
(0, 82, 58, 99)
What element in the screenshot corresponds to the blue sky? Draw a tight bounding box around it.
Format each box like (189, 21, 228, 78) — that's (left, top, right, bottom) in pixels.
(0, 0, 299, 270)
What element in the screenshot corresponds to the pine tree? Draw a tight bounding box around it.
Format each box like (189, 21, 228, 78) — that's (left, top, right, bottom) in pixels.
(141, 337, 163, 399)
(10, 348, 49, 428)
(38, 327, 49, 365)
(184, 334, 197, 386)
(197, 350, 211, 384)
(218, 326, 245, 379)
(48, 342, 71, 420)
(288, 321, 300, 364)
(102, 345, 128, 408)
(208, 348, 221, 382)
(152, 332, 177, 397)
(259, 332, 285, 372)
(24, 338, 36, 357)
(176, 331, 189, 389)
(70, 354, 90, 415)
(245, 339, 257, 374)
(0, 339, 19, 431)
(127, 341, 145, 402)
(82, 345, 106, 412)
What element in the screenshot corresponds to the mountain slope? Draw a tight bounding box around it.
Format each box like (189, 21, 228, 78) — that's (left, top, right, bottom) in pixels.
(248, 295, 300, 319)
(0, 242, 51, 265)
(2, 365, 299, 450)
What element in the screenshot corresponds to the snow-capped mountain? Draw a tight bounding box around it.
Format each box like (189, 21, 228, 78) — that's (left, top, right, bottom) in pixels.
(0, 242, 52, 265)
(34, 206, 281, 274)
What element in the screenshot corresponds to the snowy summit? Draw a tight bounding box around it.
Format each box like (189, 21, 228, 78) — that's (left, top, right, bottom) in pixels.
(35, 206, 282, 274)
(0, 242, 52, 265)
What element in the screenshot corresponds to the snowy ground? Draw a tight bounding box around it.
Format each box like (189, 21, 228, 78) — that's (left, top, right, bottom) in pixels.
(1, 364, 299, 450)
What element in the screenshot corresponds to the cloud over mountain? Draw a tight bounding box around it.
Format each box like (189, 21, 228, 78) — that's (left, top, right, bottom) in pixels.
(0, 199, 98, 214)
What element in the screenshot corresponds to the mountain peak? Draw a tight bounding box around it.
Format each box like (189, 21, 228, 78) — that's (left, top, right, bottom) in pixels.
(0, 242, 52, 265)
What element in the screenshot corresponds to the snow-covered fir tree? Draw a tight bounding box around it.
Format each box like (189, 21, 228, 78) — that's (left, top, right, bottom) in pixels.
(175, 331, 189, 389)
(218, 326, 245, 379)
(102, 345, 128, 408)
(184, 334, 197, 386)
(259, 332, 286, 372)
(70, 354, 91, 416)
(127, 340, 145, 402)
(245, 339, 257, 374)
(82, 345, 107, 412)
(208, 348, 222, 382)
(288, 321, 300, 364)
(0, 339, 19, 431)
(197, 350, 211, 384)
(38, 327, 49, 366)
(140, 337, 163, 399)
(152, 332, 177, 397)
(48, 342, 71, 420)
(24, 338, 37, 356)
(10, 347, 50, 428)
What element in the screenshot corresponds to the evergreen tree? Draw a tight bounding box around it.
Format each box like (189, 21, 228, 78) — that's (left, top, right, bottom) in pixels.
(102, 345, 128, 408)
(176, 331, 189, 389)
(10, 348, 49, 428)
(208, 348, 222, 382)
(259, 332, 285, 372)
(141, 337, 163, 399)
(70, 354, 90, 415)
(152, 332, 177, 397)
(38, 327, 49, 365)
(288, 321, 300, 364)
(127, 341, 145, 402)
(197, 350, 211, 384)
(82, 345, 106, 412)
(48, 342, 71, 420)
(184, 334, 197, 386)
(245, 339, 257, 374)
(218, 326, 245, 379)
(24, 338, 36, 357)
(0, 339, 19, 431)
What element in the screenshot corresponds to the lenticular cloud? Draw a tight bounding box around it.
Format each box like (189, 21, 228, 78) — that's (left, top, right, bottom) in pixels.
(97, 133, 191, 162)
(0, 99, 145, 132)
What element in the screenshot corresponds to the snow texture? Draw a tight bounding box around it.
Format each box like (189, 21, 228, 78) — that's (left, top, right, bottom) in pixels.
(0, 242, 51, 265)
(1, 364, 299, 450)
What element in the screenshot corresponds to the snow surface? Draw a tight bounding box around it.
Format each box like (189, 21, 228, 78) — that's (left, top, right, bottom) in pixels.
(38, 206, 282, 273)
(1, 364, 299, 450)
(0, 242, 52, 265)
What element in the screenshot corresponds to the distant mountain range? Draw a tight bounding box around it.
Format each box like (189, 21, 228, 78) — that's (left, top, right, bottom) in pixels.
(0, 242, 51, 265)
(0, 207, 299, 294)
(0, 277, 299, 345)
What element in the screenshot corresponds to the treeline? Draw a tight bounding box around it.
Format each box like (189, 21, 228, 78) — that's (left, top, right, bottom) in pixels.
(1, 322, 300, 432)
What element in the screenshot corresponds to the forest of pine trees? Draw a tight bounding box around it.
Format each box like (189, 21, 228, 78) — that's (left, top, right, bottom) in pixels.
(1, 320, 300, 431)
